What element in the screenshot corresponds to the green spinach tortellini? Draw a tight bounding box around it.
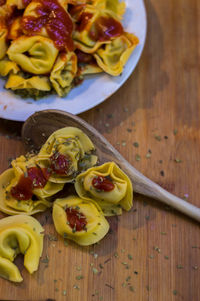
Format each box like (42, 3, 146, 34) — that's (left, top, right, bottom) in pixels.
(53, 195, 109, 246)
(0, 155, 64, 215)
(7, 36, 59, 75)
(0, 215, 44, 282)
(75, 162, 133, 216)
(94, 33, 139, 76)
(88, 0, 126, 19)
(37, 127, 97, 183)
(50, 52, 77, 97)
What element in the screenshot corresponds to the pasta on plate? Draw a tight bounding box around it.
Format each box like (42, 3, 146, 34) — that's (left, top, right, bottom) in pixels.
(0, 0, 139, 98)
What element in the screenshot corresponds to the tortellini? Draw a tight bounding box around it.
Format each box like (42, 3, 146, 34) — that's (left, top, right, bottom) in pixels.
(0, 155, 63, 215)
(0, 58, 19, 77)
(53, 195, 109, 246)
(5, 74, 51, 91)
(1, 0, 139, 98)
(37, 127, 97, 183)
(7, 36, 59, 75)
(94, 33, 139, 76)
(0, 215, 44, 282)
(75, 162, 133, 216)
(50, 52, 78, 97)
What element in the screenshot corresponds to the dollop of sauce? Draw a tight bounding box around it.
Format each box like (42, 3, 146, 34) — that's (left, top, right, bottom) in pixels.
(11, 175, 33, 200)
(21, 0, 74, 51)
(50, 153, 71, 175)
(10, 166, 50, 200)
(89, 16, 123, 41)
(27, 167, 50, 188)
(23, 0, 32, 7)
(66, 207, 87, 232)
(92, 175, 115, 192)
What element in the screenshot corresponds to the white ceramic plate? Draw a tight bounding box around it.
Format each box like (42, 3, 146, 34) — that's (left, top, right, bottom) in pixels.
(0, 0, 147, 121)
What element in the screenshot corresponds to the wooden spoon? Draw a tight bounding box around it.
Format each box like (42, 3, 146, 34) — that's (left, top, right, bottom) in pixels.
(22, 110, 200, 222)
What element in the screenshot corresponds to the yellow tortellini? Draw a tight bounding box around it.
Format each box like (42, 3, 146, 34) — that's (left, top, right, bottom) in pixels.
(37, 127, 98, 183)
(5, 74, 51, 91)
(0, 215, 44, 282)
(0, 28, 8, 60)
(50, 52, 78, 97)
(0, 155, 64, 215)
(75, 162, 133, 216)
(94, 33, 139, 76)
(0, 58, 19, 77)
(7, 36, 59, 75)
(53, 195, 109, 246)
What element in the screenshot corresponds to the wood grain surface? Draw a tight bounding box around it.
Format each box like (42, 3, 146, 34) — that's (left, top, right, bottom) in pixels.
(0, 0, 200, 300)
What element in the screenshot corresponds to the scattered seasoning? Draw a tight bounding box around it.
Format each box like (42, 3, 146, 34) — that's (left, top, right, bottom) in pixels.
(76, 266, 82, 271)
(129, 286, 135, 292)
(192, 265, 198, 270)
(55, 288, 59, 292)
(99, 263, 104, 269)
(92, 268, 99, 274)
(99, 296, 103, 301)
(104, 258, 111, 264)
(76, 275, 84, 280)
(177, 264, 184, 269)
(160, 170, 165, 177)
(105, 283, 114, 290)
(164, 136, 168, 139)
(135, 154, 141, 161)
(175, 158, 182, 163)
(133, 142, 139, 148)
(54, 279, 57, 283)
(94, 253, 98, 259)
(154, 246, 161, 253)
(41, 255, 49, 264)
(192, 246, 199, 249)
(161, 232, 167, 235)
(48, 234, 58, 241)
(64, 239, 69, 247)
(121, 249, 125, 253)
(134, 271, 138, 275)
(127, 128, 132, 132)
(155, 135, 161, 141)
(146, 152, 151, 158)
(126, 276, 131, 282)
(122, 282, 127, 287)
(159, 160, 163, 164)
(149, 255, 154, 259)
(164, 256, 169, 260)
(146, 285, 151, 291)
(173, 129, 178, 135)
(73, 284, 80, 290)
(145, 215, 150, 220)
(133, 237, 137, 241)
(128, 254, 133, 260)
(114, 252, 119, 258)
(107, 113, 113, 119)
(122, 141, 126, 147)
(62, 290, 67, 296)
(173, 290, 178, 295)
(105, 123, 110, 128)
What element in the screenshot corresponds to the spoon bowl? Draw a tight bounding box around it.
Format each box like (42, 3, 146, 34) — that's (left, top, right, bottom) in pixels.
(22, 110, 200, 222)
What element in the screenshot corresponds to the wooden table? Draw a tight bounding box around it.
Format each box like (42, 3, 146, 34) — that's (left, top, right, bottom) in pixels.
(0, 0, 200, 300)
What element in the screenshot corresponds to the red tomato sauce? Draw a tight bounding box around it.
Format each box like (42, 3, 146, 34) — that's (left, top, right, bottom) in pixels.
(50, 153, 71, 175)
(89, 16, 123, 41)
(21, 0, 74, 51)
(10, 167, 50, 200)
(77, 12, 93, 31)
(66, 207, 87, 231)
(92, 175, 115, 191)
(11, 175, 33, 200)
(0, 0, 6, 6)
(27, 166, 50, 188)
(75, 49, 95, 64)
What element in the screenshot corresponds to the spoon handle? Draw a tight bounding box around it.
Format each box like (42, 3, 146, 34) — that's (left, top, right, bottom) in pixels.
(119, 159, 200, 222)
